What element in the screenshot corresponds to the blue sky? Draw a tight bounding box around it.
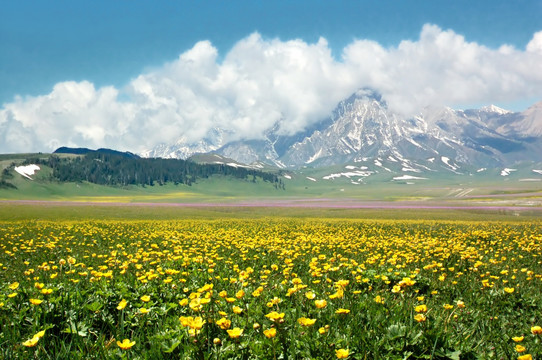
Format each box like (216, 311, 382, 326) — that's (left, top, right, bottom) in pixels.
(1, 0, 542, 153)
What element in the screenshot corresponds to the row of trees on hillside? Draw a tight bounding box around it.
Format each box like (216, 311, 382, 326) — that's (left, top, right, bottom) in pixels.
(26, 152, 283, 188)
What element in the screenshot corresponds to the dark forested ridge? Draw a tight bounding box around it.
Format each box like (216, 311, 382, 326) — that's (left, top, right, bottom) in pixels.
(19, 150, 283, 189)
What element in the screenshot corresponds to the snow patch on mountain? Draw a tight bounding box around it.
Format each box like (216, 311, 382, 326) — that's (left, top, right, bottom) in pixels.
(15, 164, 40, 180)
(500, 168, 517, 176)
(392, 175, 427, 180)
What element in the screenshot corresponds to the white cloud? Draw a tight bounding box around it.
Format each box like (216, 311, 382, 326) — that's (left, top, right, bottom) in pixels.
(1, 24, 542, 154)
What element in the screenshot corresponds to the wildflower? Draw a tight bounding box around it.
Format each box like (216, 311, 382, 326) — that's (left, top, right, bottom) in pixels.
(178, 298, 188, 306)
(235, 290, 245, 299)
(298, 317, 317, 327)
(9, 282, 19, 290)
(216, 317, 231, 330)
(22, 329, 46, 347)
(314, 299, 327, 309)
(8, 292, 17, 298)
(415, 304, 428, 313)
(41, 288, 53, 295)
(515, 344, 526, 353)
(374, 295, 384, 304)
(318, 327, 327, 334)
(264, 328, 277, 338)
(335, 308, 350, 314)
(531, 326, 542, 335)
(140, 295, 150, 302)
(22, 336, 40, 347)
(414, 314, 427, 323)
(456, 300, 465, 308)
(227, 327, 243, 339)
(443, 304, 454, 310)
(117, 299, 127, 310)
(29, 298, 43, 305)
(253, 323, 260, 330)
(336, 348, 349, 359)
(305, 291, 316, 300)
(512, 336, 524, 342)
(232, 305, 243, 314)
(117, 339, 136, 350)
(213, 338, 221, 345)
(139, 307, 150, 314)
(504, 287, 515, 294)
(265, 311, 285, 322)
(517, 354, 532, 360)
(391, 285, 402, 293)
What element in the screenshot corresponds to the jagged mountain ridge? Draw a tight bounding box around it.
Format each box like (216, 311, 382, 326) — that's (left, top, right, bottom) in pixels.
(143, 90, 542, 173)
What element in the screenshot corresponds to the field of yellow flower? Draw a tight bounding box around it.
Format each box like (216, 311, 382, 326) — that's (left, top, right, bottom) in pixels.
(1, 218, 541, 359)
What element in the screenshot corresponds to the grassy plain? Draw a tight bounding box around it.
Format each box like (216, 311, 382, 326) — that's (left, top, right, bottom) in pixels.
(1, 204, 542, 359)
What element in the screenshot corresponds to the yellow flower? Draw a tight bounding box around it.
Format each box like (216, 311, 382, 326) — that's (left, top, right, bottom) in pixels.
(318, 327, 327, 334)
(335, 308, 350, 314)
(232, 305, 243, 314)
(265, 311, 285, 322)
(253, 322, 261, 330)
(29, 298, 43, 305)
(517, 354, 532, 360)
(34, 282, 45, 290)
(41, 288, 53, 295)
(314, 299, 327, 309)
(336, 348, 349, 359)
(298, 317, 317, 327)
(22, 336, 39, 347)
(139, 307, 150, 314)
(235, 290, 245, 299)
(216, 317, 231, 330)
(227, 327, 243, 339)
(140, 295, 150, 302)
(415, 304, 428, 313)
(263, 328, 277, 338)
(512, 336, 524, 342)
(531, 326, 542, 335)
(391, 285, 402, 293)
(305, 291, 316, 300)
(117, 299, 127, 310)
(213, 337, 221, 345)
(443, 304, 454, 310)
(117, 339, 136, 350)
(374, 295, 384, 304)
(8, 292, 17, 298)
(456, 300, 465, 308)
(504, 287, 515, 294)
(178, 298, 188, 306)
(23, 329, 46, 347)
(515, 344, 526, 353)
(414, 314, 427, 323)
(9, 282, 19, 290)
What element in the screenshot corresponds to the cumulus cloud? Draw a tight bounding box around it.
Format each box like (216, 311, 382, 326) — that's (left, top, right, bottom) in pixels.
(1, 24, 542, 154)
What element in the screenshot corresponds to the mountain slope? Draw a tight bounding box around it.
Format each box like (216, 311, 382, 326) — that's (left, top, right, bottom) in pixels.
(142, 90, 542, 175)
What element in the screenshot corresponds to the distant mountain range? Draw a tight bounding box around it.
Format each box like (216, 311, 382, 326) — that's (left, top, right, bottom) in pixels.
(142, 90, 542, 178)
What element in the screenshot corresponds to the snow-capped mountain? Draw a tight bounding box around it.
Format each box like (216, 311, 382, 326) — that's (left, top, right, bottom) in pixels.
(142, 90, 542, 174)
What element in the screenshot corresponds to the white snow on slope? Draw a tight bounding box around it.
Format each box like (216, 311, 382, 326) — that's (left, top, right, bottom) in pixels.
(14, 164, 40, 180)
(392, 175, 428, 181)
(501, 168, 517, 176)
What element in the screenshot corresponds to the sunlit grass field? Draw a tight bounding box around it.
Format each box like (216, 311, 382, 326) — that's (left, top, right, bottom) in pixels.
(1, 208, 541, 359)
